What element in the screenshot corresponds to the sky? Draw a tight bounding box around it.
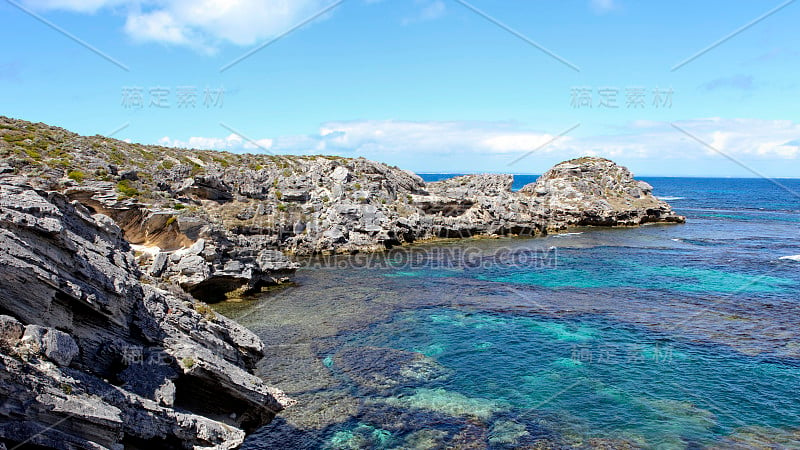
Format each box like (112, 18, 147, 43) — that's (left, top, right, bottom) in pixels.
(1, 0, 799, 176)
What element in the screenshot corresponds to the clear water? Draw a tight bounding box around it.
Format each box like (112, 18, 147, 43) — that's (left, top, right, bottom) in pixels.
(217, 177, 800, 449)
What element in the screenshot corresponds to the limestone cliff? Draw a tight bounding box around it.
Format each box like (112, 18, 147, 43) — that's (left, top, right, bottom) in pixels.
(0, 117, 684, 304)
(0, 175, 293, 449)
(0, 116, 686, 448)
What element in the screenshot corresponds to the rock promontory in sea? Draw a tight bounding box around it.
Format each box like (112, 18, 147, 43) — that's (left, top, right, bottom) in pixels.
(0, 116, 684, 448)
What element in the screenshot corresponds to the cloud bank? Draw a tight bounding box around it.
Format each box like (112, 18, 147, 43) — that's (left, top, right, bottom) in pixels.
(156, 118, 800, 173)
(23, 0, 333, 50)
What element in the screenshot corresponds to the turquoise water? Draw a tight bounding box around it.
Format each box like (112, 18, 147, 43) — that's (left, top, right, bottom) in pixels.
(335, 308, 800, 447)
(220, 177, 800, 449)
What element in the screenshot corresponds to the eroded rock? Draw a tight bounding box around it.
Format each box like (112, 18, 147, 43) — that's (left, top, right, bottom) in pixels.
(0, 175, 293, 449)
(0, 118, 684, 303)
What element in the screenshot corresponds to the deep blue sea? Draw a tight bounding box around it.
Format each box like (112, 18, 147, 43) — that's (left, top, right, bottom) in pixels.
(219, 177, 800, 449)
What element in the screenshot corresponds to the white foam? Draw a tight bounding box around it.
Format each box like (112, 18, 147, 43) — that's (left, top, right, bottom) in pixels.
(657, 196, 685, 201)
(779, 255, 800, 262)
(553, 232, 584, 237)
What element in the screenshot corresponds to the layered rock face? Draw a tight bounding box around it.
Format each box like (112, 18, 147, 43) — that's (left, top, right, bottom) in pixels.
(0, 117, 684, 304)
(0, 117, 685, 448)
(0, 175, 293, 449)
(521, 157, 685, 227)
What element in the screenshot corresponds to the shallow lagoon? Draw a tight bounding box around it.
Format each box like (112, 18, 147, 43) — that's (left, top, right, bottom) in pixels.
(217, 178, 800, 449)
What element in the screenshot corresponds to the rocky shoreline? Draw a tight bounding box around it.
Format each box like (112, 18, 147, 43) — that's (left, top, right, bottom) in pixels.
(0, 176, 293, 448)
(2, 117, 683, 303)
(0, 117, 684, 448)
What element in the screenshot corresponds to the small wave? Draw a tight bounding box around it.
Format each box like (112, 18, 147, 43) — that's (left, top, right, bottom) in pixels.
(657, 196, 685, 201)
(553, 232, 584, 237)
(779, 255, 800, 262)
(671, 238, 682, 242)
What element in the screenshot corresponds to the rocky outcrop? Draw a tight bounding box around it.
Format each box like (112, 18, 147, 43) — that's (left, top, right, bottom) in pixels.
(61, 182, 298, 303)
(0, 117, 686, 448)
(0, 117, 684, 302)
(520, 157, 685, 227)
(0, 175, 293, 449)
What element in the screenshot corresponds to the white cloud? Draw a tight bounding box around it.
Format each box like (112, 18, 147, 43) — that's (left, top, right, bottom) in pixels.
(154, 118, 800, 173)
(157, 133, 273, 153)
(482, 134, 559, 153)
(23, 0, 333, 49)
(24, 0, 452, 48)
(667, 118, 800, 159)
(314, 120, 562, 156)
(125, 10, 192, 46)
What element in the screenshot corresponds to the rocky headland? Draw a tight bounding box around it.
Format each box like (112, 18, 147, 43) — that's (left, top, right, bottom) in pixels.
(0, 116, 684, 448)
(1, 117, 683, 302)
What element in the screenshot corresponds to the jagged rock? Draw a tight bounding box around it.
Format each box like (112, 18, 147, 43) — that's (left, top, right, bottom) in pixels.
(175, 254, 211, 287)
(0, 117, 684, 300)
(331, 166, 351, 183)
(281, 189, 310, 202)
(178, 176, 233, 202)
(0, 175, 292, 449)
(119, 170, 139, 181)
(0, 315, 23, 348)
(427, 173, 513, 198)
(150, 252, 170, 277)
(118, 357, 179, 407)
(521, 157, 685, 227)
(21, 325, 80, 367)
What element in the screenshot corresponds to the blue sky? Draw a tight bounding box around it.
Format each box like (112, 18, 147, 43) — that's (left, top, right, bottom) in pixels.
(1, 0, 799, 176)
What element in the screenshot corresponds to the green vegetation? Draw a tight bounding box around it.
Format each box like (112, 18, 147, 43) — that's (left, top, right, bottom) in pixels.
(139, 149, 157, 161)
(354, 183, 362, 189)
(181, 357, 196, 369)
(190, 163, 203, 176)
(24, 148, 41, 160)
(274, 190, 282, 200)
(67, 170, 85, 183)
(50, 158, 71, 168)
(116, 180, 140, 198)
(60, 383, 73, 395)
(165, 216, 177, 226)
(2, 132, 35, 143)
(277, 203, 287, 212)
(173, 203, 186, 210)
(213, 157, 231, 168)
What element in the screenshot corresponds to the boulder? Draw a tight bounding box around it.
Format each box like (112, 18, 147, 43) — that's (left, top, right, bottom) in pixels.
(177, 176, 233, 202)
(149, 252, 170, 277)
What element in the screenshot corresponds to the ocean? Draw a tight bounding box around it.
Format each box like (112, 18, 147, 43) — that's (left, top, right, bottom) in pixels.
(217, 177, 800, 449)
